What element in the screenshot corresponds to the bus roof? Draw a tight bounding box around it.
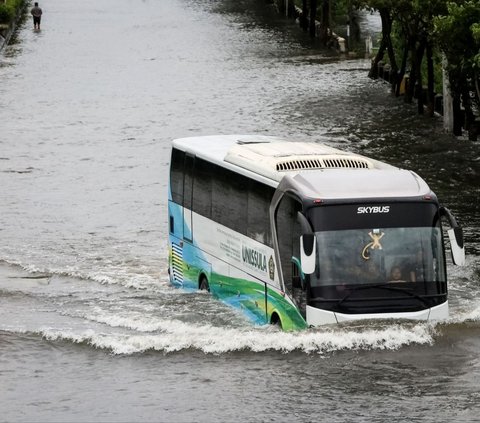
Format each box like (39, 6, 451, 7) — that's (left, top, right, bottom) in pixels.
(172, 135, 432, 200)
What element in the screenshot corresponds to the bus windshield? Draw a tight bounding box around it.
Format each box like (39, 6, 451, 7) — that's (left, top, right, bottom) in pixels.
(306, 203, 447, 313)
(313, 226, 445, 286)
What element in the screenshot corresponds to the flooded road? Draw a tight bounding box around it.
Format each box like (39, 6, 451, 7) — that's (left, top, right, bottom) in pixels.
(1, 0, 480, 421)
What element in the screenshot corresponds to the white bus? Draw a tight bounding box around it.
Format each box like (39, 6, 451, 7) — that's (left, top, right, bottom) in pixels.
(167, 135, 465, 330)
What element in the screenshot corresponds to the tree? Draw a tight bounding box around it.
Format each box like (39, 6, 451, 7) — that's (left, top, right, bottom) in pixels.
(309, 0, 318, 37)
(318, 0, 331, 44)
(361, 1, 447, 116)
(434, 1, 480, 137)
(300, 0, 309, 31)
(473, 22, 480, 102)
(359, 0, 402, 93)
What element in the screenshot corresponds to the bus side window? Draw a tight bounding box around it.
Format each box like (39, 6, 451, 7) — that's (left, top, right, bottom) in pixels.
(211, 166, 248, 235)
(170, 148, 185, 204)
(247, 180, 274, 247)
(193, 158, 212, 218)
(183, 154, 195, 242)
(183, 154, 194, 211)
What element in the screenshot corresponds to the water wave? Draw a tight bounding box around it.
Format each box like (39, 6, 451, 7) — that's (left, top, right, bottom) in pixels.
(1, 320, 437, 355)
(2, 259, 480, 356)
(0, 259, 168, 291)
(449, 305, 480, 323)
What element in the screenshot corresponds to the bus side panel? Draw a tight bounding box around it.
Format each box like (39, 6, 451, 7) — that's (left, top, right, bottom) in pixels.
(193, 213, 274, 325)
(193, 213, 281, 289)
(168, 203, 209, 291)
(209, 252, 269, 327)
(168, 205, 299, 328)
(220, 266, 268, 325)
(181, 240, 201, 290)
(168, 200, 184, 239)
(168, 200, 185, 287)
(210, 258, 229, 294)
(266, 286, 307, 331)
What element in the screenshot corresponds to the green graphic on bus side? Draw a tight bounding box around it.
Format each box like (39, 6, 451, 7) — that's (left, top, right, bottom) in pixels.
(168, 246, 306, 331)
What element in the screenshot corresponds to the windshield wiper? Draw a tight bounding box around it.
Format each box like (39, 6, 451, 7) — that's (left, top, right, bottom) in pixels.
(336, 283, 430, 309)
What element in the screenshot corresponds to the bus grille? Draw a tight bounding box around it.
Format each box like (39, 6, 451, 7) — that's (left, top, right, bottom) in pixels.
(171, 243, 184, 285)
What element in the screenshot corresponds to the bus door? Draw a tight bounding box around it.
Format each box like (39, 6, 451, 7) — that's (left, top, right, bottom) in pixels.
(276, 194, 307, 317)
(183, 153, 194, 243)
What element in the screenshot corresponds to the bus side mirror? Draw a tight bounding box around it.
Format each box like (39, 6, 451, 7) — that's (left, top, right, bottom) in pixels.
(300, 234, 316, 275)
(447, 227, 465, 266)
(440, 206, 465, 266)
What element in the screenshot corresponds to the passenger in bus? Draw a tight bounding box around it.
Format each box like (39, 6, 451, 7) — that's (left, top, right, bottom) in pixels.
(389, 266, 406, 282)
(363, 260, 382, 283)
(408, 250, 425, 282)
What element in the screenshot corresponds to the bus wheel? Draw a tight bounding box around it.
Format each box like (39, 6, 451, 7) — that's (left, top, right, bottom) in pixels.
(270, 313, 282, 330)
(199, 275, 210, 292)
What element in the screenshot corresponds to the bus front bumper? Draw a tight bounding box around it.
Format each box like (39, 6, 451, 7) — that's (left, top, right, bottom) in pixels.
(306, 301, 449, 326)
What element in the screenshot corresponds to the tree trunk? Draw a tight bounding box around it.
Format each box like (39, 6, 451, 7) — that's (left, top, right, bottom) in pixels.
(475, 70, 480, 107)
(383, 11, 398, 94)
(318, 0, 330, 44)
(442, 55, 454, 132)
(395, 38, 409, 97)
(369, 42, 385, 79)
(452, 95, 463, 136)
(462, 89, 475, 134)
(415, 39, 426, 115)
(309, 0, 317, 38)
(368, 8, 389, 79)
(300, 0, 308, 31)
(405, 38, 417, 103)
(276, 0, 286, 15)
(426, 41, 435, 117)
(287, 0, 295, 17)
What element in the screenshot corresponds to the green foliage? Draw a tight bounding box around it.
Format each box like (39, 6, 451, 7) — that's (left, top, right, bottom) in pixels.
(472, 22, 480, 43)
(470, 23, 480, 70)
(434, 1, 480, 95)
(332, 0, 349, 16)
(353, 0, 479, 116)
(291, 0, 479, 107)
(0, 0, 25, 24)
(0, 5, 15, 24)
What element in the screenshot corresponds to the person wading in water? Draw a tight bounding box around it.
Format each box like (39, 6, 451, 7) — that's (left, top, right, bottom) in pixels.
(31, 2, 43, 30)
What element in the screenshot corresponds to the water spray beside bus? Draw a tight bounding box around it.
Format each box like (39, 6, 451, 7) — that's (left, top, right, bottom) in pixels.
(167, 135, 465, 330)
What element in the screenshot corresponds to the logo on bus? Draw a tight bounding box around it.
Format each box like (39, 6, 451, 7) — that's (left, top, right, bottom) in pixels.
(357, 206, 390, 214)
(242, 246, 267, 273)
(268, 256, 275, 281)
